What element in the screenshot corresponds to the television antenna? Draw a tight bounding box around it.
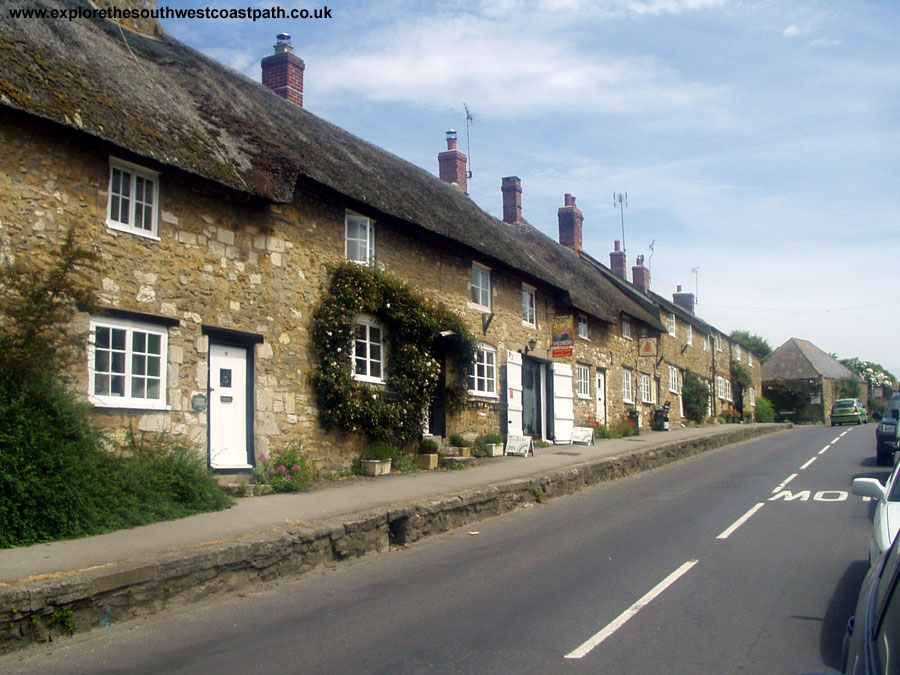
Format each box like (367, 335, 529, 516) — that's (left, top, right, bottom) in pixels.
(692, 266, 700, 303)
(463, 103, 474, 179)
(613, 192, 628, 252)
(648, 240, 655, 273)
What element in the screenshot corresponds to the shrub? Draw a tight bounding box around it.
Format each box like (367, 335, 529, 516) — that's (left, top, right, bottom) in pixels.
(612, 417, 637, 437)
(418, 439, 439, 454)
(448, 433, 472, 448)
(252, 439, 312, 493)
(755, 396, 775, 423)
(361, 441, 396, 461)
(682, 371, 710, 423)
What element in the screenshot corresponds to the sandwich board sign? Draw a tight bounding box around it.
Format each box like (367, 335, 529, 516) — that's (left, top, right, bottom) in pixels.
(505, 434, 534, 457)
(571, 426, 594, 445)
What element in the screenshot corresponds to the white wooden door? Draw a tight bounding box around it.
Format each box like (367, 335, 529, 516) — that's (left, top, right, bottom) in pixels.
(506, 350, 523, 436)
(596, 370, 607, 425)
(209, 343, 251, 469)
(551, 362, 575, 443)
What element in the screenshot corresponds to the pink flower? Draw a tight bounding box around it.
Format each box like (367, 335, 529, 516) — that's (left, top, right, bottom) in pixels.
(278, 465, 287, 474)
(291, 465, 302, 473)
(284, 474, 292, 481)
(258, 453, 268, 463)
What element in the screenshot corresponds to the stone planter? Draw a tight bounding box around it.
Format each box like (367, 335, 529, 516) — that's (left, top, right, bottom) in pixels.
(360, 459, 391, 476)
(416, 453, 438, 470)
(485, 443, 504, 457)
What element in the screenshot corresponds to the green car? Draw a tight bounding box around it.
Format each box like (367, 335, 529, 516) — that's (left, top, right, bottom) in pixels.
(830, 398, 868, 426)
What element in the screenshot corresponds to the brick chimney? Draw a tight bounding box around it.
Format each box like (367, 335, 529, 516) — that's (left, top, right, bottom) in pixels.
(558, 194, 583, 252)
(438, 130, 468, 193)
(501, 176, 522, 223)
(673, 285, 695, 313)
(261, 33, 305, 107)
(610, 240, 627, 279)
(632, 255, 650, 292)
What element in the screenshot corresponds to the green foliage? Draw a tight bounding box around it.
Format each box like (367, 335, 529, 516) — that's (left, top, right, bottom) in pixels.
(49, 607, 76, 636)
(448, 433, 472, 448)
(730, 362, 752, 390)
(611, 417, 637, 437)
(729, 330, 772, 362)
(0, 233, 231, 548)
(837, 377, 862, 399)
(311, 263, 476, 444)
(755, 396, 775, 423)
(763, 381, 807, 420)
(840, 357, 897, 389)
(252, 439, 312, 493)
(0, 227, 98, 386)
(361, 440, 396, 461)
(682, 370, 710, 423)
(418, 439, 439, 454)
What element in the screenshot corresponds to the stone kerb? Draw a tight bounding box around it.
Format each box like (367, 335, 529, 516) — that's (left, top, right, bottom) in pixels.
(0, 424, 790, 654)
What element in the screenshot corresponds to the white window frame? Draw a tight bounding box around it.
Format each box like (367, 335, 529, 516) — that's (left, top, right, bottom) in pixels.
(725, 380, 733, 402)
(734, 344, 742, 362)
(668, 313, 676, 336)
(623, 369, 634, 404)
(469, 263, 491, 312)
(668, 365, 679, 394)
(522, 285, 536, 328)
(750, 387, 756, 406)
(106, 157, 160, 239)
(578, 315, 589, 340)
(686, 324, 693, 346)
(469, 344, 497, 397)
(715, 333, 722, 352)
(622, 316, 632, 340)
(345, 211, 375, 266)
(88, 316, 169, 410)
(716, 376, 725, 400)
(703, 334, 710, 352)
(640, 373, 652, 403)
(577, 363, 591, 399)
(353, 314, 386, 384)
(748, 353, 753, 368)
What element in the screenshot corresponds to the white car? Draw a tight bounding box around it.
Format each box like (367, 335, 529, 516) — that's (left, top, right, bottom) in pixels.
(852, 460, 900, 565)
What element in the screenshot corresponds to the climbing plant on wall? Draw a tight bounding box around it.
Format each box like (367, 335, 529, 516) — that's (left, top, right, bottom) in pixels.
(311, 263, 476, 444)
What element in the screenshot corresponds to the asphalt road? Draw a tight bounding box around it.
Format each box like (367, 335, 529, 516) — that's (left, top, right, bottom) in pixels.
(1, 424, 883, 674)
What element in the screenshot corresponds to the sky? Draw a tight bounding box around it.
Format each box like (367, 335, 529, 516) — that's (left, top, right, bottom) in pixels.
(161, 0, 900, 377)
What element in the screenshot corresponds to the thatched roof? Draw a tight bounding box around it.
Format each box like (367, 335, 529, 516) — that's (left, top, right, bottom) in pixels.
(762, 338, 858, 382)
(0, 0, 663, 330)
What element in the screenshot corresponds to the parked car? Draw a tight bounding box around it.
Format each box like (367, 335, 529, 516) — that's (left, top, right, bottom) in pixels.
(842, 531, 900, 673)
(831, 398, 868, 426)
(852, 460, 900, 565)
(875, 394, 900, 466)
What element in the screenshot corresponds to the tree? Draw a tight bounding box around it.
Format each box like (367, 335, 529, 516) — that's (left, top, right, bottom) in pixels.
(729, 330, 772, 362)
(682, 371, 710, 423)
(840, 357, 897, 390)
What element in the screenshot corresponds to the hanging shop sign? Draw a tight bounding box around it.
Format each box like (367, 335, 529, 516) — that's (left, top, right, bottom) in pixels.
(552, 315, 574, 358)
(639, 337, 658, 357)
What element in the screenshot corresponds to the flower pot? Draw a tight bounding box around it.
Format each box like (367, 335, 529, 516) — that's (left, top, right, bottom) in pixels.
(486, 443, 504, 457)
(361, 459, 391, 476)
(416, 453, 438, 470)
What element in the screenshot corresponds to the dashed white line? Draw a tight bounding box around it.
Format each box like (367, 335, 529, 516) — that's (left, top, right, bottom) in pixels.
(565, 559, 699, 659)
(773, 473, 798, 493)
(800, 456, 817, 470)
(716, 502, 766, 540)
(818, 445, 831, 455)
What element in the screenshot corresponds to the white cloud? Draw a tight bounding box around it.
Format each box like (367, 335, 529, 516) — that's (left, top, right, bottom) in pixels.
(782, 24, 802, 38)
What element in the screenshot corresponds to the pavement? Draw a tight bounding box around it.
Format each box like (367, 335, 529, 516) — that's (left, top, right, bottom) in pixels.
(0, 423, 790, 652)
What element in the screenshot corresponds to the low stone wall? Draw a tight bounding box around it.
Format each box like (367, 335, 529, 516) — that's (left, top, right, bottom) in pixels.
(0, 424, 787, 654)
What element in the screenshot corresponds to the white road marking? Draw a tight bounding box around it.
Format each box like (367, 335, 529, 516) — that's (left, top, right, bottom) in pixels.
(800, 456, 817, 470)
(565, 560, 699, 659)
(840, 430, 849, 437)
(716, 502, 766, 539)
(818, 445, 831, 455)
(773, 473, 798, 493)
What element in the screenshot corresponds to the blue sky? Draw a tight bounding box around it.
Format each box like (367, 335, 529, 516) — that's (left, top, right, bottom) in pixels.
(161, 0, 900, 377)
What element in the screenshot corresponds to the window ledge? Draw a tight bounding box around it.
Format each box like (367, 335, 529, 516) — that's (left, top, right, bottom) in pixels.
(352, 374, 386, 385)
(106, 220, 161, 241)
(577, 394, 591, 401)
(89, 397, 171, 411)
(468, 390, 499, 400)
(467, 302, 491, 314)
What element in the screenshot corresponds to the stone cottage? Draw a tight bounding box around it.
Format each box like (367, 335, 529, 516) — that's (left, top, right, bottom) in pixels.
(0, 0, 762, 476)
(762, 338, 866, 423)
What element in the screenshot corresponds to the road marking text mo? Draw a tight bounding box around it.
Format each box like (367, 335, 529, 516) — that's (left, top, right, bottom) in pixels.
(768, 490, 848, 502)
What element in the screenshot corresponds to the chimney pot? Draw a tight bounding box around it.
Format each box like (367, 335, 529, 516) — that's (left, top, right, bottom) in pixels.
(610, 241, 627, 279)
(632, 256, 650, 292)
(501, 176, 523, 224)
(261, 33, 305, 107)
(438, 131, 467, 193)
(558, 194, 584, 252)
